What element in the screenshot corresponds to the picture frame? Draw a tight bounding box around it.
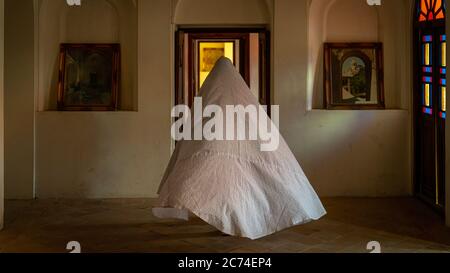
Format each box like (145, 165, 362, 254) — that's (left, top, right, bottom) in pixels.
(323, 43, 385, 110)
(57, 43, 120, 111)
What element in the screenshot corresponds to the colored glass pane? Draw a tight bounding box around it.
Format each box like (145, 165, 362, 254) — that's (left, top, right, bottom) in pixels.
(423, 35, 433, 42)
(423, 76, 433, 82)
(424, 43, 431, 65)
(418, 0, 446, 21)
(442, 42, 446, 66)
(442, 86, 446, 111)
(425, 84, 431, 106)
(423, 107, 433, 115)
(424, 67, 433, 73)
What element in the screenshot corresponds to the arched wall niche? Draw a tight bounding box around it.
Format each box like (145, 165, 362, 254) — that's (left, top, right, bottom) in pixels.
(307, 0, 410, 110)
(173, 0, 272, 25)
(37, 0, 138, 111)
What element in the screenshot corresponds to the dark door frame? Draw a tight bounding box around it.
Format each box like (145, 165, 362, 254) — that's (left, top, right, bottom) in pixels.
(174, 27, 271, 114)
(412, 6, 446, 214)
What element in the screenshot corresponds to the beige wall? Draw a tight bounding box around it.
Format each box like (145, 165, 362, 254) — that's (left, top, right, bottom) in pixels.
(0, 0, 4, 229)
(4, 0, 413, 198)
(4, 0, 35, 199)
(173, 0, 270, 25)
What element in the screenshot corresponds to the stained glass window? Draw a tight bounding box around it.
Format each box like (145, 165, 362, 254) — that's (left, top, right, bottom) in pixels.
(415, 0, 447, 211)
(417, 0, 446, 118)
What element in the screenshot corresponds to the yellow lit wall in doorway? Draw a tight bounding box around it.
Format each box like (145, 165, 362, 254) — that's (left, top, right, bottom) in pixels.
(199, 42, 234, 88)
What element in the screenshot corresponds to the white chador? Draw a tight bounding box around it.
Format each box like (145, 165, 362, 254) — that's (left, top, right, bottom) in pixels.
(153, 57, 326, 240)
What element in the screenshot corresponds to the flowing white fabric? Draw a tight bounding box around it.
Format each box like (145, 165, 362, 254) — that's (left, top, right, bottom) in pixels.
(153, 57, 326, 240)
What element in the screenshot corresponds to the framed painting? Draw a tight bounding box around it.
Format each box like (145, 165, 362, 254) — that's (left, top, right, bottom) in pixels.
(57, 43, 120, 111)
(196, 40, 237, 93)
(201, 47, 226, 72)
(324, 43, 385, 110)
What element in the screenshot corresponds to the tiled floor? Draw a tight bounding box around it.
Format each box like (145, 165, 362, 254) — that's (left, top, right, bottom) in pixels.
(0, 198, 449, 253)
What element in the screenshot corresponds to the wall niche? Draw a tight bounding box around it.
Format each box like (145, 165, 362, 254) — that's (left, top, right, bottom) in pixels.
(307, 0, 410, 110)
(38, 0, 138, 111)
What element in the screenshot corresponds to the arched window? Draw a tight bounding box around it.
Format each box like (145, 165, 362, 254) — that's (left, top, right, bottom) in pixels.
(414, 0, 446, 208)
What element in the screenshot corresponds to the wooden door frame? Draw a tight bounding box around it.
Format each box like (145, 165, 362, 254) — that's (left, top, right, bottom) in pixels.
(174, 27, 271, 112)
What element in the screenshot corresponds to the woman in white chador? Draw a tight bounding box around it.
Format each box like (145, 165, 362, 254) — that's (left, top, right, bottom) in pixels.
(153, 57, 326, 240)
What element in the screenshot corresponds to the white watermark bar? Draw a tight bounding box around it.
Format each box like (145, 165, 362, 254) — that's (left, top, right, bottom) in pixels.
(171, 98, 280, 152)
(66, 0, 81, 6)
(366, 0, 381, 5)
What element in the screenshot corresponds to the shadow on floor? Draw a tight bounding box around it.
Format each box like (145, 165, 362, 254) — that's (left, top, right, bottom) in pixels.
(322, 197, 450, 246)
